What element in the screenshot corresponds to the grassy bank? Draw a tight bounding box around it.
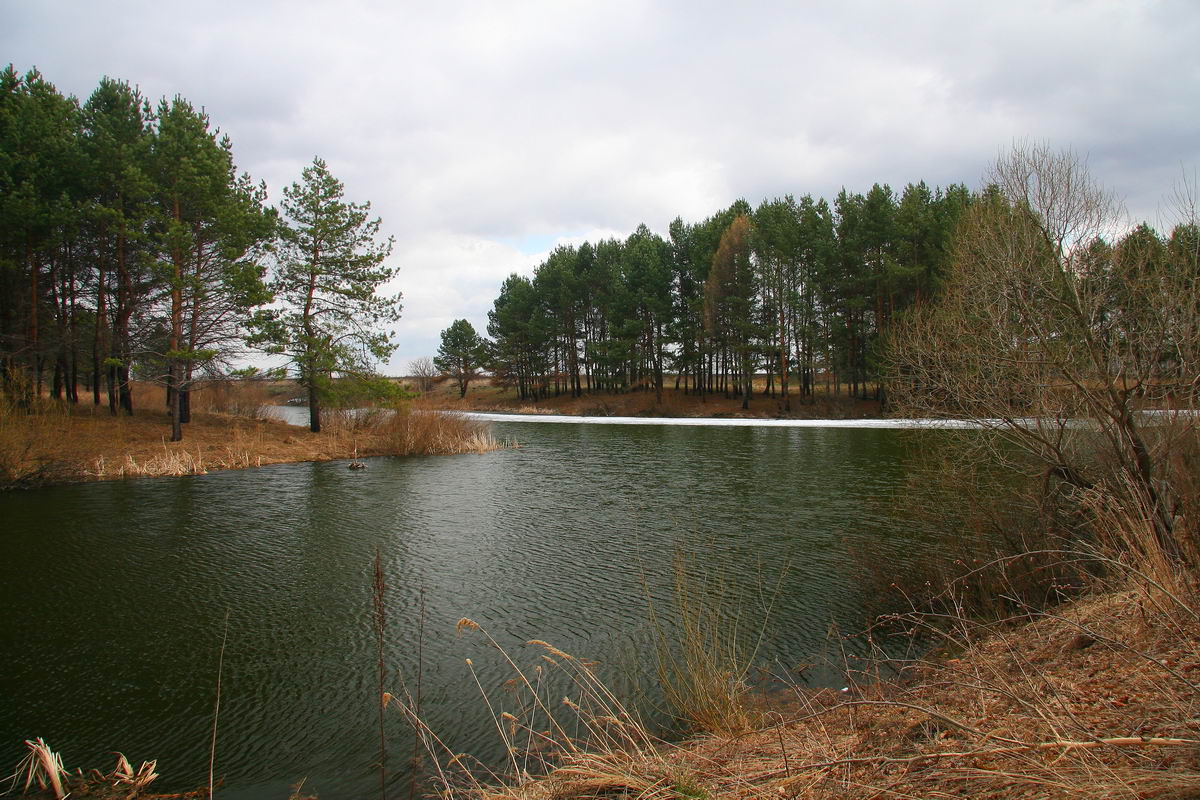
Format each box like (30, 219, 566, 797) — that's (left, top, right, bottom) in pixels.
(0, 384, 504, 490)
(13, 577, 1197, 799)
(416, 545, 1198, 799)
(405, 376, 883, 420)
(459, 586, 1198, 800)
(384, 442, 1199, 800)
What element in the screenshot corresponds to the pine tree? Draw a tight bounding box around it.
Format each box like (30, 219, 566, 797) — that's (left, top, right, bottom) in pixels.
(258, 157, 399, 433)
(81, 77, 154, 413)
(150, 96, 273, 440)
(434, 319, 486, 398)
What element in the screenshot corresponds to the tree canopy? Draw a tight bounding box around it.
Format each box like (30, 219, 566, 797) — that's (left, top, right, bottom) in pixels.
(886, 143, 1199, 562)
(481, 186, 969, 408)
(253, 157, 400, 433)
(435, 318, 487, 398)
(1, 67, 399, 440)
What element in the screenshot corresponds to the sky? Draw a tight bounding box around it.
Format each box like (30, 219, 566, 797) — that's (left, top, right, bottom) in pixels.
(6, 1, 1200, 374)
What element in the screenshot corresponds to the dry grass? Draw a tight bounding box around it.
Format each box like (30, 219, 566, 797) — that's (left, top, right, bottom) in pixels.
(91, 445, 211, 478)
(428, 579, 1199, 800)
(0, 399, 295, 487)
(386, 552, 780, 799)
(647, 552, 783, 737)
(0, 386, 507, 489)
(370, 408, 507, 456)
(387, 619, 674, 800)
(8, 738, 68, 799)
(316, 402, 506, 456)
(402, 489, 1200, 800)
(0, 397, 77, 487)
(5, 739, 165, 800)
(191, 380, 274, 418)
(130, 380, 274, 419)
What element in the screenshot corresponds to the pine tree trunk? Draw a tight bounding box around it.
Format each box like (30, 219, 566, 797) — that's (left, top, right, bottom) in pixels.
(308, 381, 321, 433)
(116, 225, 134, 414)
(92, 255, 107, 407)
(169, 195, 184, 442)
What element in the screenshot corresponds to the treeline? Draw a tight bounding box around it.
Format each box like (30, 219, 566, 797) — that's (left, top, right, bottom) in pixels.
(0, 66, 398, 438)
(486, 184, 972, 409)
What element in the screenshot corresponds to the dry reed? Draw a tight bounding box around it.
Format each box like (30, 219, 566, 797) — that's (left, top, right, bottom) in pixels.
(442, 562, 1199, 799)
(408, 463, 1200, 800)
(193, 380, 274, 419)
(92, 444, 209, 478)
(7, 738, 68, 800)
(387, 620, 670, 799)
(647, 550, 784, 736)
(209, 610, 230, 800)
(130, 379, 273, 419)
(0, 397, 74, 487)
(369, 408, 505, 456)
(373, 549, 390, 800)
(0, 386, 508, 489)
(5, 739, 161, 799)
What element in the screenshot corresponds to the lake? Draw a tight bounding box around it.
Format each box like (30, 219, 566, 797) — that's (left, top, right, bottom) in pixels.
(0, 418, 950, 799)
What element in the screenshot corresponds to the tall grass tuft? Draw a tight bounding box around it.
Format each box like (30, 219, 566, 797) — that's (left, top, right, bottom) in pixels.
(0, 396, 73, 488)
(8, 738, 68, 800)
(193, 380, 273, 419)
(91, 444, 209, 478)
(372, 408, 503, 456)
(647, 549, 782, 736)
(5, 740, 160, 799)
(388, 619, 674, 799)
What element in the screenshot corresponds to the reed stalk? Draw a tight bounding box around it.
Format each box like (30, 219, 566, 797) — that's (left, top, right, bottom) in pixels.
(372, 548, 388, 800)
(209, 608, 229, 800)
(407, 586, 425, 800)
(645, 547, 784, 735)
(29, 739, 66, 800)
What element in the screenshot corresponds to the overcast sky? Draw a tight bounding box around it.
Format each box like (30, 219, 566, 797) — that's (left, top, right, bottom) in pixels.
(6, 1, 1200, 373)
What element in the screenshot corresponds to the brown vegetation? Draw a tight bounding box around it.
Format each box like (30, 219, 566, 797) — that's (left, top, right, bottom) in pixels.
(644, 583, 1199, 800)
(0, 382, 503, 489)
(6, 739, 182, 800)
(647, 551, 784, 737)
(403, 145, 1200, 800)
(404, 498, 1199, 800)
(406, 375, 882, 420)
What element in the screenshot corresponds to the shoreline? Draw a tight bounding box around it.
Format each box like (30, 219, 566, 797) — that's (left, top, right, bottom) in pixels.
(412, 381, 886, 420)
(461, 410, 978, 428)
(0, 404, 502, 490)
(1, 395, 907, 492)
(464, 584, 1199, 800)
(16, 583, 1193, 800)
(8, 400, 1191, 491)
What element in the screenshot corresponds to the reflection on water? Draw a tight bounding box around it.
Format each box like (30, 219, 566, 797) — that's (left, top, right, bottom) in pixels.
(0, 422, 949, 799)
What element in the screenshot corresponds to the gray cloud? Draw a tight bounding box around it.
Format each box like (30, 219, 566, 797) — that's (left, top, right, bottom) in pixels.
(6, 0, 1199, 372)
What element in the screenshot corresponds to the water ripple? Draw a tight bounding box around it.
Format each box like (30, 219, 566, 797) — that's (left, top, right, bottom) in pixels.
(0, 424, 954, 799)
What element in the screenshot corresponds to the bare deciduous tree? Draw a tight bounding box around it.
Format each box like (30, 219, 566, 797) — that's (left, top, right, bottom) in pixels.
(887, 143, 1199, 562)
(407, 356, 438, 393)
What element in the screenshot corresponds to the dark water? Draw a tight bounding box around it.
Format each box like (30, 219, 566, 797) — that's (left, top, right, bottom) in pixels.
(0, 421, 945, 798)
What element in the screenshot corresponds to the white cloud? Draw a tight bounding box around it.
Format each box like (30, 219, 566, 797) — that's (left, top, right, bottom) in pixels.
(6, 0, 1200, 376)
